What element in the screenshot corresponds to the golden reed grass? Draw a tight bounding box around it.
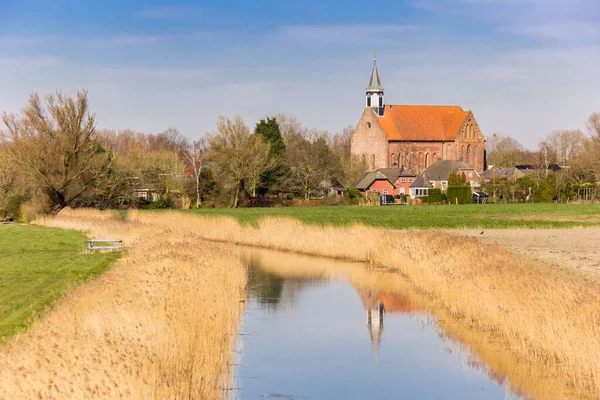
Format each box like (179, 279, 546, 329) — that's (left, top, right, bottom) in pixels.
(2, 208, 599, 399)
(0, 209, 246, 399)
(113, 209, 599, 398)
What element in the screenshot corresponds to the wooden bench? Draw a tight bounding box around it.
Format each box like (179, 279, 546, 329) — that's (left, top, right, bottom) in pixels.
(87, 239, 123, 252)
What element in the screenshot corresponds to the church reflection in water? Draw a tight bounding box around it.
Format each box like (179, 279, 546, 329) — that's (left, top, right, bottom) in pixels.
(356, 288, 416, 364)
(247, 260, 417, 365)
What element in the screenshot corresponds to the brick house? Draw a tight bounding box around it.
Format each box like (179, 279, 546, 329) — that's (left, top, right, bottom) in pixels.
(352, 171, 396, 196)
(351, 57, 486, 173)
(352, 167, 415, 197)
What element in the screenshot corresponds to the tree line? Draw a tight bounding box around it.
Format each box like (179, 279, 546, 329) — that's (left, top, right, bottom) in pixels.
(484, 117, 600, 203)
(0, 90, 365, 219)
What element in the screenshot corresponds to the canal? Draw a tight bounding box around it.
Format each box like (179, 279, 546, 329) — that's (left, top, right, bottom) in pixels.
(232, 248, 523, 400)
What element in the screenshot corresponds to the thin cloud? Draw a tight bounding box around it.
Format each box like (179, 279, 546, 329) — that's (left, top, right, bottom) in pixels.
(280, 24, 420, 46)
(502, 23, 600, 41)
(134, 7, 202, 20)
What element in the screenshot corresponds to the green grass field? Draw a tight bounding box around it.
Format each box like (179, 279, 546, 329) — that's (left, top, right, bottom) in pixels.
(181, 203, 600, 229)
(0, 224, 120, 339)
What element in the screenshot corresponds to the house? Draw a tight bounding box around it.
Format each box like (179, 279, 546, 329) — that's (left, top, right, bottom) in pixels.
(409, 175, 433, 199)
(351, 56, 486, 173)
(324, 178, 347, 199)
(351, 167, 416, 197)
(352, 171, 396, 196)
(480, 167, 525, 182)
(420, 159, 481, 190)
(374, 167, 416, 197)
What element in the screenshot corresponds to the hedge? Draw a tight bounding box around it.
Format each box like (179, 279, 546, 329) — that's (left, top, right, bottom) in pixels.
(446, 186, 472, 204)
(427, 188, 442, 203)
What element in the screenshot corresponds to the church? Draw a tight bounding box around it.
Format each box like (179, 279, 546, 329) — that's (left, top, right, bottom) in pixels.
(350, 57, 486, 173)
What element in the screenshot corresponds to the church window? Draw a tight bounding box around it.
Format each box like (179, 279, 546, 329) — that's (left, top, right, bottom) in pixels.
(367, 122, 371, 129)
(367, 95, 372, 107)
(466, 145, 471, 164)
(425, 153, 429, 168)
(379, 96, 383, 107)
(391, 153, 396, 166)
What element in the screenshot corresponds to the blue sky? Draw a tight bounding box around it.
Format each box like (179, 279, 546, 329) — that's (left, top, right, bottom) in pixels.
(1, 0, 598, 148)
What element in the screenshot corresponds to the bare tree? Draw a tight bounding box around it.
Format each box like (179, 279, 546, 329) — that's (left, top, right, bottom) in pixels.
(287, 132, 338, 200)
(541, 130, 586, 165)
(208, 116, 272, 207)
(183, 137, 207, 208)
(486, 132, 524, 167)
(1, 90, 112, 211)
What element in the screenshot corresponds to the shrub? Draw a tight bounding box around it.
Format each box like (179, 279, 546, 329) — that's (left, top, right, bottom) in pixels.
(3, 194, 28, 221)
(428, 188, 442, 203)
(141, 198, 173, 210)
(345, 186, 362, 205)
(446, 187, 472, 204)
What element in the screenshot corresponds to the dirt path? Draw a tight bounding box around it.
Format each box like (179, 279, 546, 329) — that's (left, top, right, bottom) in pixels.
(451, 228, 600, 280)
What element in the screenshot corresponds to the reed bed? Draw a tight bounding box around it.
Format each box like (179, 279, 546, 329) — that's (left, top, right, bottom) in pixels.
(4, 208, 599, 399)
(0, 209, 246, 399)
(113, 209, 599, 398)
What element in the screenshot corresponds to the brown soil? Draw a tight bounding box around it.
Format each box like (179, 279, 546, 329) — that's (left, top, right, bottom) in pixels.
(452, 228, 600, 280)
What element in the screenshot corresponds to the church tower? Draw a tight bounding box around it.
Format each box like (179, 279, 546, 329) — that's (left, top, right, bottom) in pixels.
(366, 51, 384, 116)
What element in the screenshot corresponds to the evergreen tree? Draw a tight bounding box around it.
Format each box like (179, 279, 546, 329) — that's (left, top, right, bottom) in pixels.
(448, 170, 458, 186)
(254, 117, 289, 195)
(254, 117, 285, 157)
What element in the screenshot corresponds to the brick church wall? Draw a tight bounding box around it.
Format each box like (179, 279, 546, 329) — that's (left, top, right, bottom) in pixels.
(350, 109, 389, 170)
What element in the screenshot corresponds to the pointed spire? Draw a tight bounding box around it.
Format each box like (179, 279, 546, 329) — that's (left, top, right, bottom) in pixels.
(366, 48, 384, 92)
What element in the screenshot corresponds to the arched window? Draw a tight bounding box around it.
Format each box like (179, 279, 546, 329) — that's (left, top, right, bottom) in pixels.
(466, 145, 471, 165)
(461, 145, 465, 161)
(391, 153, 396, 166)
(379, 96, 383, 107)
(418, 152, 423, 169)
(432, 153, 438, 163)
(425, 153, 429, 168)
(367, 95, 372, 107)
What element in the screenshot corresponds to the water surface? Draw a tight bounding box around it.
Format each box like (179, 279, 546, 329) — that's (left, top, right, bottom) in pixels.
(233, 249, 522, 400)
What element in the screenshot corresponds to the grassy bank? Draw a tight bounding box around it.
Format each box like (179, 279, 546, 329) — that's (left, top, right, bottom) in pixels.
(0, 224, 120, 339)
(184, 203, 600, 229)
(0, 211, 246, 399)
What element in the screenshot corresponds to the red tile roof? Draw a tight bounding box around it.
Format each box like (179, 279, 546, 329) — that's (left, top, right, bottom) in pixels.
(376, 105, 469, 141)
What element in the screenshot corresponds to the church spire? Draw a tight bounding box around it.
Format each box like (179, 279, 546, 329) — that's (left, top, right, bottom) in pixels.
(366, 50, 384, 92)
(366, 49, 384, 116)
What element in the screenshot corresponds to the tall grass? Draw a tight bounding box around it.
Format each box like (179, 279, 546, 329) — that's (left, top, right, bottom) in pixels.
(0, 209, 246, 399)
(116, 209, 600, 398)
(4, 208, 599, 398)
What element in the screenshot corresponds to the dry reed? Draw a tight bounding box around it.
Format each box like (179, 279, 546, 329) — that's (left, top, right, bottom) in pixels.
(111, 209, 599, 398)
(0, 209, 246, 399)
(4, 208, 599, 399)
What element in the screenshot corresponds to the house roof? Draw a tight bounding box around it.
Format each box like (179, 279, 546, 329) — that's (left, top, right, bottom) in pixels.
(480, 167, 525, 180)
(409, 175, 433, 188)
(422, 160, 476, 181)
(374, 105, 469, 141)
(352, 171, 396, 190)
(375, 167, 416, 182)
